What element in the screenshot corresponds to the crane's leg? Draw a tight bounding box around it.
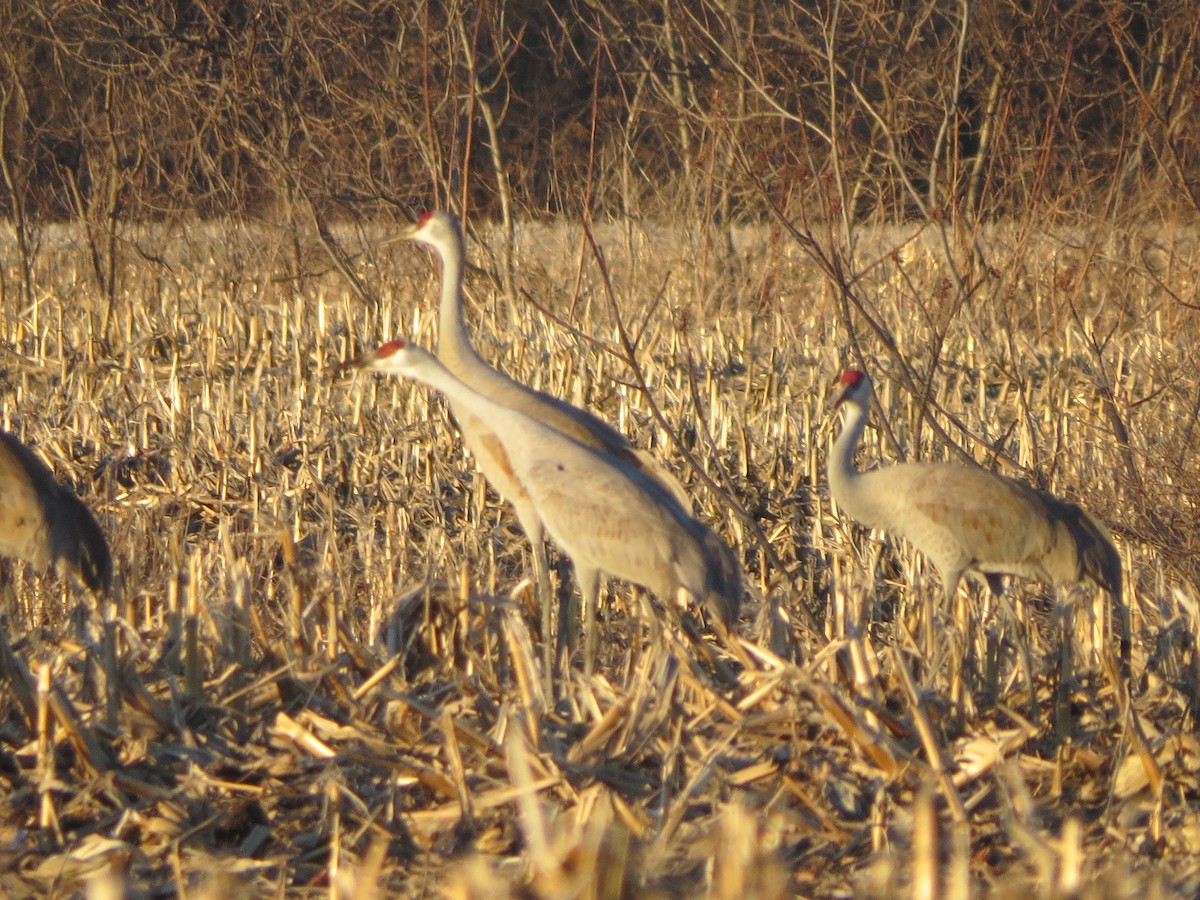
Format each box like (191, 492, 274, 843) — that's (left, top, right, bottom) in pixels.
(553, 564, 600, 681)
(579, 567, 601, 676)
(554, 571, 600, 676)
(1114, 584, 1132, 681)
(1054, 586, 1076, 740)
(942, 574, 967, 708)
(513, 503, 554, 693)
(531, 536, 555, 693)
(1092, 582, 1131, 680)
(989, 585, 1038, 723)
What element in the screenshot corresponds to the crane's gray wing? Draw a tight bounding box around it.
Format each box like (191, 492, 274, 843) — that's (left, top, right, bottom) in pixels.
(0, 432, 60, 570)
(520, 451, 692, 595)
(898, 464, 1055, 565)
(489, 376, 692, 510)
(0, 432, 111, 592)
(49, 488, 113, 593)
(695, 522, 742, 625)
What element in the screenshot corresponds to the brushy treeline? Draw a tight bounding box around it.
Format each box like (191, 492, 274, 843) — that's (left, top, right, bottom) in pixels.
(1, 0, 1196, 228)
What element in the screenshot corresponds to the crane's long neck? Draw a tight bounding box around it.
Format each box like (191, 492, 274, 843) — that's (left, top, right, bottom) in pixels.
(403, 351, 533, 455)
(827, 398, 886, 528)
(433, 234, 490, 380)
(403, 350, 485, 417)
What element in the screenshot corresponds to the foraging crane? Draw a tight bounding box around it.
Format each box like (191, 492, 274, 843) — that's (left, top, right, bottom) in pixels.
(345, 340, 741, 673)
(0, 430, 112, 593)
(395, 211, 702, 674)
(827, 369, 1127, 666)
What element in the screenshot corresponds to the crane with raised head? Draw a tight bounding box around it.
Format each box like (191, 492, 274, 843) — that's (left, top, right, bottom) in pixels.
(827, 368, 1127, 670)
(0, 430, 112, 594)
(344, 339, 741, 675)
(394, 211, 707, 676)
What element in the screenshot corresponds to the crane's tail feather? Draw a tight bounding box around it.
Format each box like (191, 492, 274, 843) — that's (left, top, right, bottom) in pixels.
(701, 526, 743, 627)
(1062, 502, 1128, 669)
(1078, 508, 1128, 668)
(55, 491, 114, 594)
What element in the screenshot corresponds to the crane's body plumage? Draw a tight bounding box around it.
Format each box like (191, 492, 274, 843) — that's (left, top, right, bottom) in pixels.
(828, 369, 1125, 662)
(400, 211, 709, 673)
(519, 451, 712, 605)
(348, 340, 741, 669)
(0, 431, 112, 593)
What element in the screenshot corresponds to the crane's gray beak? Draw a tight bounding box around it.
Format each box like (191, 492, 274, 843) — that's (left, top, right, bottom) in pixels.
(338, 351, 377, 373)
(379, 221, 420, 247)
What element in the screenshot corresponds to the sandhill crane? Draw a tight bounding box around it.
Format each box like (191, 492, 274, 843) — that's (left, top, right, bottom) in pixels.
(0, 430, 112, 593)
(344, 340, 741, 674)
(827, 369, 1127, 670)
(395, 211, 702, 675)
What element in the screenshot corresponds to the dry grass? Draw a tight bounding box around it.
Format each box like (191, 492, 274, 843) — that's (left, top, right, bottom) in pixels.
(0, 216, 1198, 898)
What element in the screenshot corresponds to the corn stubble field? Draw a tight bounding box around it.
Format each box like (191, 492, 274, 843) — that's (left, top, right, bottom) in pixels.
(0, 216, 1198, 898)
